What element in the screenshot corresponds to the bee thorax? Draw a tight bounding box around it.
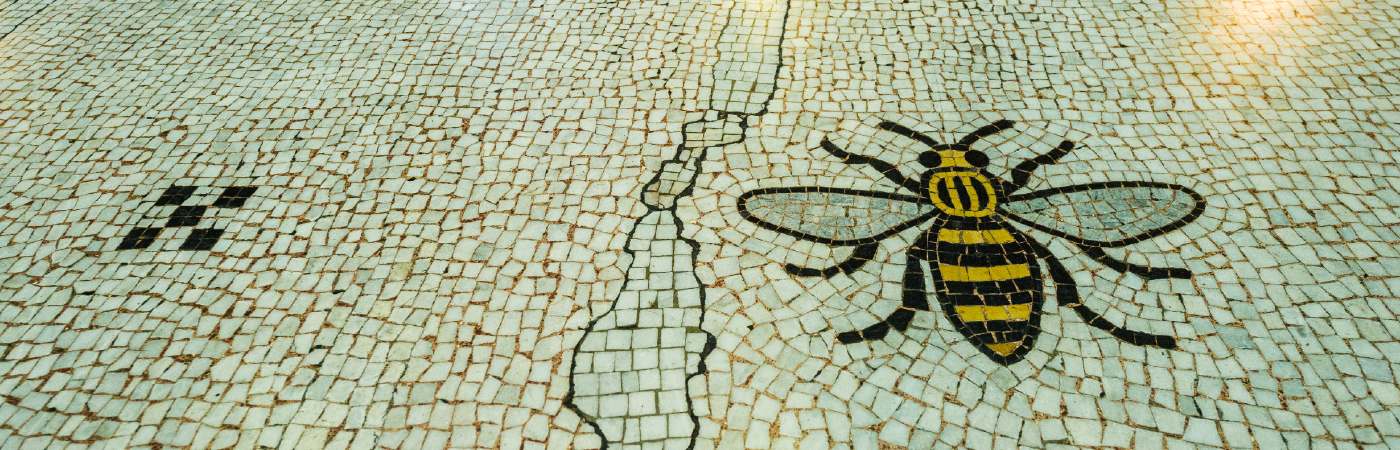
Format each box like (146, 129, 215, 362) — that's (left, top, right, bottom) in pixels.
(929, 172, 998, 217)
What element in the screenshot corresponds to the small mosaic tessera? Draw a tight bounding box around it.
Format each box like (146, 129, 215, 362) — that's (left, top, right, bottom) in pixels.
(1, 0, 1398, 449)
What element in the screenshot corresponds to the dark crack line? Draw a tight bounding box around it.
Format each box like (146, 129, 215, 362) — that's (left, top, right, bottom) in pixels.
(564, 0, 792, 447)
(678, 119, 741, 450)
(749, 0, 792, 118)
(562, 220, 634, 450)
(564, 116, 727, 450)
(678, 13, 792, 449)
(563, 115, 712, 449)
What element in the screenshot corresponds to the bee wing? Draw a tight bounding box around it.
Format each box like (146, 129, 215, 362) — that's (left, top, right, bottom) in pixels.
(1000, 181, 1205, 247)
(738, 186, 935, 246)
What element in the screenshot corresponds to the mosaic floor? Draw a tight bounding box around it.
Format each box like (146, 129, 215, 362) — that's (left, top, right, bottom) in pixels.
(1, 0, 1398, 448)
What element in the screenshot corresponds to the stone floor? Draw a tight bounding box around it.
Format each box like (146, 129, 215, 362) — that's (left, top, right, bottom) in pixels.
(0, 0, 1397, 448)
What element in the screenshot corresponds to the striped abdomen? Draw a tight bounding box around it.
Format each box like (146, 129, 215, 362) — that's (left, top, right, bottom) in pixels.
(927, 217, 1043, 365)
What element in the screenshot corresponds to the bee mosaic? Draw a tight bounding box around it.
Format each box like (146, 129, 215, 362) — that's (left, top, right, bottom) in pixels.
(738, 120, 1205, 365)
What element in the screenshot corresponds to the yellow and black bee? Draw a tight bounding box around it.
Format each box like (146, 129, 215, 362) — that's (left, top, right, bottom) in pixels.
(738, 119, 1205, 365)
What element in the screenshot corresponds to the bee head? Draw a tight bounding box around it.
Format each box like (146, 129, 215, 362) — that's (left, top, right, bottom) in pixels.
(919, 146, 990, 171)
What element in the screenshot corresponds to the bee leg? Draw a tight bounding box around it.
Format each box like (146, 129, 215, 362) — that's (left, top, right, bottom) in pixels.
(836, 254, 928, 344)
(785, 242, 878, 278)
(819, 138, 924, 195)
(1078, 245, 1192, 280)
(1005, 140, 1075, 193)
(1026, 238, 1178, 349)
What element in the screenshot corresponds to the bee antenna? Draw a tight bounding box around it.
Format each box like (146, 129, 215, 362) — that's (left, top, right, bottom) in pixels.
(955, 119, 1015, 148)
(876, 121, 939, 149)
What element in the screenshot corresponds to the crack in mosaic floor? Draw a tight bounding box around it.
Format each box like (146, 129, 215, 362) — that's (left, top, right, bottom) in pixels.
(566, 0, 792, 446)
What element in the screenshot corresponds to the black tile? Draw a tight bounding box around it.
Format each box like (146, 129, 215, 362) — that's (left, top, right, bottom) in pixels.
(166, 205, 207, 227)
(154, 186, 198, 206)
(117, 227, 162, 250)
(180, 228, 225, 250)
(212, 186, 258, 208)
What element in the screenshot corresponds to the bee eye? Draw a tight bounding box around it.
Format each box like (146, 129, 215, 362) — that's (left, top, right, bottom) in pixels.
(965, 150, 989, 167)
(918, 151, 941, 167)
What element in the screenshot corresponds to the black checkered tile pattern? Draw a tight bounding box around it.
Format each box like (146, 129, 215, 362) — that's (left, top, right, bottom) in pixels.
(116, 185, 257, 251)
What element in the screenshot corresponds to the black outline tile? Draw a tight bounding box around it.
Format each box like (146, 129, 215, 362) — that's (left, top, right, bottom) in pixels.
(116, 227, 163, 250)
(212, 186, 258, 208)
(154, 185, 198, 206)
(165, 205, 208, 227)
(179, 228, 225, 251)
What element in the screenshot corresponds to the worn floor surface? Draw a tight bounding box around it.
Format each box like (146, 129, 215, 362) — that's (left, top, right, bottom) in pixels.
(0, 0, 1398, 448)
